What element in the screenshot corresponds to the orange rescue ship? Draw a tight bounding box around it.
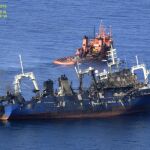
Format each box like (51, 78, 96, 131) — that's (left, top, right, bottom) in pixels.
(53, 23, 113, 65)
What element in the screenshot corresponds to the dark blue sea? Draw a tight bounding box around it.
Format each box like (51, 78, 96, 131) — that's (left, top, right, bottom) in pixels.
(0, 0, 150, 149)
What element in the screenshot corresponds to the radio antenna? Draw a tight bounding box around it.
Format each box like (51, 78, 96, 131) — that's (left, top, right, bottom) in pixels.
(19, 54, 24, 74)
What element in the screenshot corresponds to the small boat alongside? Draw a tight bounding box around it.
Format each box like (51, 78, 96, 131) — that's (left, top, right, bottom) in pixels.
(53, 22, 113, 65)
(53, 56, 76, 65)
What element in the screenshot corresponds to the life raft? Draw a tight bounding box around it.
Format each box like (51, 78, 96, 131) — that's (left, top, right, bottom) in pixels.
(53, 56, 77, 65)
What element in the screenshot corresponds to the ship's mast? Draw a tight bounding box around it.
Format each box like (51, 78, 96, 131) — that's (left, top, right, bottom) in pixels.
(93, 26, 96, 38)
(109, 25, 112, 38)
(136, 55, 139, 65)
(107, 45, 119, 72)
(19, 54, 24, 74)
(99, 20, 104, 37)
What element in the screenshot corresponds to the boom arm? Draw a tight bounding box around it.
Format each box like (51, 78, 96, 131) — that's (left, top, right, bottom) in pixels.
(13, 72, 39, 95)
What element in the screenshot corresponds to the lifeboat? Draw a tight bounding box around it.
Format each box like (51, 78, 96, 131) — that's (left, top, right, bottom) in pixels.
(53, 56, 77, 65)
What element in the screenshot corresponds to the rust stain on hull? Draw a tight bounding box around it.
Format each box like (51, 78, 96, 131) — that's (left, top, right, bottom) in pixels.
(9, 108, 146, 120)
(0, 115, 9, 121)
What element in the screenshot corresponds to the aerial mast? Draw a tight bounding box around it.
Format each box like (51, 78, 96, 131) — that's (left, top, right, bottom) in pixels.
(99, 20, 103, 36)
(19, 54, 24, 75)
(109, 25, 112, 38)
(93, 26, 96, 38)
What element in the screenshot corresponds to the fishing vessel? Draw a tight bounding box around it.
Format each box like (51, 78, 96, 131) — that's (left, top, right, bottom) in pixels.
(53, 23, 113, 65)
(1, 47, 150, 120)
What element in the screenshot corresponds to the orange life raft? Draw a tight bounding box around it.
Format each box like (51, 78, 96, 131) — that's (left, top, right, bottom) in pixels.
(53, 56, 77, 65)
